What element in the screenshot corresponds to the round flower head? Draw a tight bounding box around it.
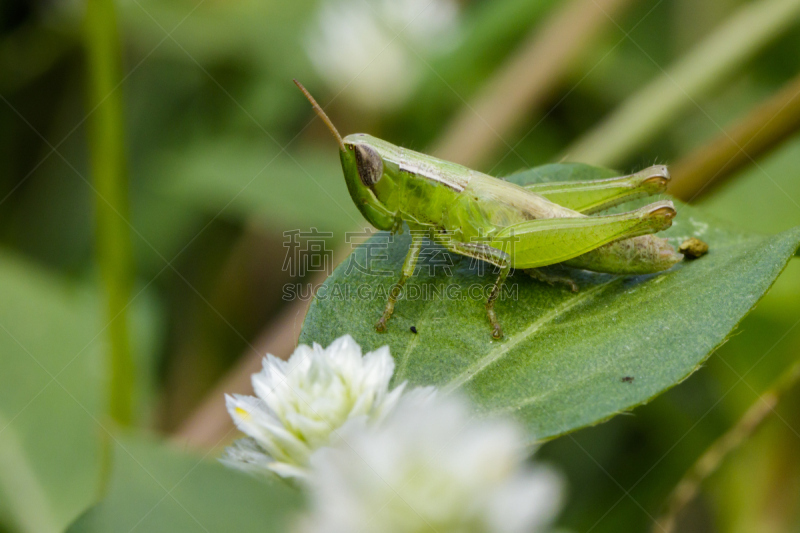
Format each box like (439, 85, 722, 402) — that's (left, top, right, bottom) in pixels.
(224, 335, 405, 480)
(300, 393, 565, 533)
(306, 0, 460, 111)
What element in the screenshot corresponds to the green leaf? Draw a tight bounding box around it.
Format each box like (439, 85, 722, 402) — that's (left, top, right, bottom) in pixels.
(67, 434, 303, 533)
(0, 250, 161, 533)
(0, 253, 104, 533)
(299, 163, 800, 442)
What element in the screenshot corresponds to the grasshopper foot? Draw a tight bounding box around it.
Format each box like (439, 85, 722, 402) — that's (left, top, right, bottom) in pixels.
(491, 323, 503, 339)
(376, 285, 401, 334)
(486, 307, 504, 339)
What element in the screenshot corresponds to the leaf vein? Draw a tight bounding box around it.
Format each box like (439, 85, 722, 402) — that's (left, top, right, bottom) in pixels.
(443, 278, 620, 392)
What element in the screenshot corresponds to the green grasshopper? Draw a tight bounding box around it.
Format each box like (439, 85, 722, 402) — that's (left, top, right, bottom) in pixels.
(295, 81, 683, 339)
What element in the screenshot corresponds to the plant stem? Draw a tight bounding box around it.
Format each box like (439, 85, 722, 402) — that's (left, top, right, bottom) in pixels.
(652, 359, 800, 533)
(670, 71, 800, 201)
(84, 0, 135, 426)
(170, 238, 364, 448)
(563, 0, 800, 168)
(431, 0, 635, 169)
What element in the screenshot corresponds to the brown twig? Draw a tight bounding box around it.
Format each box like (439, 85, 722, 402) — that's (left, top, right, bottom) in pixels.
(652, 360, 800, 533)
(563, 0, 800, 168)
(171, 237, 367, 449)
(431, 0, 635, 168)
(170, 295, 310, 449)
(670, 71, 800, 201)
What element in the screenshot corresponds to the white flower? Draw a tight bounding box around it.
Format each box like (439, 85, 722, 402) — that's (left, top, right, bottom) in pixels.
(300, 394, 565, 533)
(306, 0, 460, 111)
(224, 335, 405, 480)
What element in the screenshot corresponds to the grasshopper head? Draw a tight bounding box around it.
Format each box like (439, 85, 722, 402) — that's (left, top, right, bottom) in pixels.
(339, 134, 396, 230)
(345, 137, 383, 187)
(294, 80, 395, 230)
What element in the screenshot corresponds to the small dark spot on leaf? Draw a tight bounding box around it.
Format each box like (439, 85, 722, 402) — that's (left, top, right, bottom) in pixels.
(410, 326, 418, 334)
(621, 376, 634, 383)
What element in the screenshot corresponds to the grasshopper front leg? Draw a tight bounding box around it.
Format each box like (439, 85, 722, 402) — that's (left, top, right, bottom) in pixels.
(375, 231, 424, 333)
(377, 233, 512, 338)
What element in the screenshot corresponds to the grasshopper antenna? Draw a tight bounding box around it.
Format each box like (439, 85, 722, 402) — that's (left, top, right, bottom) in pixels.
(293, 79, 346, 151)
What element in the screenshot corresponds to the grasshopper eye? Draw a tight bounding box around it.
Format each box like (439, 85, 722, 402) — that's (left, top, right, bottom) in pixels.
(353, 144, 383, 186)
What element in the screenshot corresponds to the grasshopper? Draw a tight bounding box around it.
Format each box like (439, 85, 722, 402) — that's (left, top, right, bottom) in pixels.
(295, 81, 683, 339)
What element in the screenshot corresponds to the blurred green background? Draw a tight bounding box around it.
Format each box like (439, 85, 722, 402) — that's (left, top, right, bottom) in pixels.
(2, 0, 800, 531)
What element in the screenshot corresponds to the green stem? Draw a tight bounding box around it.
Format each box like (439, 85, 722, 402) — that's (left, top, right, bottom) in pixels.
(84, 0, 135, 427)
(563, 0, 800, 168)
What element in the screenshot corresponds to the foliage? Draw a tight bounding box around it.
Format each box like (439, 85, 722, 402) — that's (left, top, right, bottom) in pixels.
(2, 0, 800, 531)
(0, 251, 158, 532)
(67, 434, 303, 533)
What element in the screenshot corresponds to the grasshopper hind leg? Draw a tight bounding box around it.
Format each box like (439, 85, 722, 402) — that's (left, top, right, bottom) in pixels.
(486, 260, 511, 339)
(520, 165, 670, 214)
